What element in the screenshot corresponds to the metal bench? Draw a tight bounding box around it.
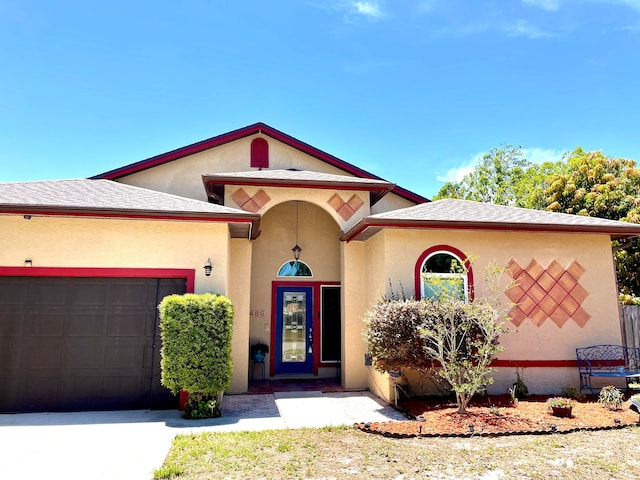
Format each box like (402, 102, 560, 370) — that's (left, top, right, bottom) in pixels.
(576, 344, 640, 396)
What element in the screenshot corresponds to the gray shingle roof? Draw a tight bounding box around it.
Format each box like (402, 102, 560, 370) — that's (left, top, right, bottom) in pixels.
(343, 198, 640, 241)
(0, 179, 251, 215)
(203, 169, 394, 187)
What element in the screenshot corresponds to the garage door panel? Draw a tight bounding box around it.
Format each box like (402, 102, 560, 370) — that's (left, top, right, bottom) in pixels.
(28, 313, 65, 336)
(30, 280, 68, 306)
(0, 276, 185, 412)
(110, 281, 152, 306)
(67, 313, 104, 336)
(0, 313, 24, 336)
(23, 345, 62, 369)
(104, 343, 144, 369)
(59, 377, 101, 409)
(0, 343, 21, 368)
(65, 345, 102, 369)
(0, 281, 27, 304)
(107, 313, 146, 337)
(22, 377, 60, 409)
(69, 281, 107, 306)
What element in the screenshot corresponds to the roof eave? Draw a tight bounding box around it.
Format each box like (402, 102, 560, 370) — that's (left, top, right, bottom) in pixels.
(341, 218, 640, 242)
(0, 206, 261, 239)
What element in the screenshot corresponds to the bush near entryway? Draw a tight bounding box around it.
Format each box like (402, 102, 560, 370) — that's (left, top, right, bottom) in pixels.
(158, 293, 234, 418)
(364, 297, 507, 414)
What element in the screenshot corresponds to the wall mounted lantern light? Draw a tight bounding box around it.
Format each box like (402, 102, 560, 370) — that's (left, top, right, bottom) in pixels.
(204, 258, 213, 276)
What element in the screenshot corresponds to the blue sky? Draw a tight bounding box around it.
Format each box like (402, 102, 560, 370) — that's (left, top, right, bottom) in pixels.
(1, 0, 639, 199)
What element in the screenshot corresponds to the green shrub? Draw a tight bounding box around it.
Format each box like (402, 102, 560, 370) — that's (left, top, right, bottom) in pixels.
(598, 385, 624, 411)
(363, 300, 433, 373)
(511, 368, 529, 399)
(364, 297, 507, 414)
(159, 293, 234, 418)
(560, 385, 585, 401)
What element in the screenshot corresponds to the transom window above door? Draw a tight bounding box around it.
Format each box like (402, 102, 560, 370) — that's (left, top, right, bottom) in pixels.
(277, 260, 313, 277)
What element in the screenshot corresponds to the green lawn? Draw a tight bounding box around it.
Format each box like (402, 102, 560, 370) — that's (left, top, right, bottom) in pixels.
(155, 425, 640, 479)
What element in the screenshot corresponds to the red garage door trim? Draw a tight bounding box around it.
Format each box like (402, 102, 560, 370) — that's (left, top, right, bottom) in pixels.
(0, 267, 195, 293)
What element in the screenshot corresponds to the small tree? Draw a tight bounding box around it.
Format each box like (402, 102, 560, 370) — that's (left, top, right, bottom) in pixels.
(159, 293, 234, 418)
(419, 298, 507, 413)
(364, 263, 511, 414)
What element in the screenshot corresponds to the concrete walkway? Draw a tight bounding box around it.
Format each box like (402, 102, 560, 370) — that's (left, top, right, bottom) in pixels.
(0, 391, 405, 480)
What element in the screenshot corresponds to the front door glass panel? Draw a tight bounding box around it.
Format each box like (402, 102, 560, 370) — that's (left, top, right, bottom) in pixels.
(282, 292, 306, 363)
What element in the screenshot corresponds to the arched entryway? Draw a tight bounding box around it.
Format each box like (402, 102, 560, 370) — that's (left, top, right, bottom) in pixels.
(249, 200, 342, 379)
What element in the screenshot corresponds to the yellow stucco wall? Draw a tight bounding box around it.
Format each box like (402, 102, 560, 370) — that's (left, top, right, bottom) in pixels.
(226, 186, 371, 233)
(0, 215, 229, 295)
(116, 133, 415, 219)
(362, 228, 622, 398)
(226, 238, 253, 393)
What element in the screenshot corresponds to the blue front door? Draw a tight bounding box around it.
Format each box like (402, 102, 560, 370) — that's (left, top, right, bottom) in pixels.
(275, 286, 314, 375)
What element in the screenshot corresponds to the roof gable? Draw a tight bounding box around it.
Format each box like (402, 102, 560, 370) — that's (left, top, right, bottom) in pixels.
(91, 122, 427, 205)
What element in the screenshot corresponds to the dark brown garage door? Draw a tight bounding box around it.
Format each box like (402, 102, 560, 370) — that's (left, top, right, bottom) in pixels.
(0, 276, 186, 413)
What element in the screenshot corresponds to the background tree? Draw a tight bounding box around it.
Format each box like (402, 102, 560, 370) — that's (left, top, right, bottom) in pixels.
(434, 145, 565, 208)
(436, 146, 640, 297)
(539, 148, 640, 297)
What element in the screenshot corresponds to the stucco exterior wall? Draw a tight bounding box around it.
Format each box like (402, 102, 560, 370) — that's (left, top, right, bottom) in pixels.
(117, 135, 361, 200)
(226, 238, 253, 393)
(115, 134, 417, 217)
(226, 186, 370, 233)
(341, 240, 369, 389)
(371, 192, 419, 215)
(360, 228, 621, 398)
(0, 215, 229, 294)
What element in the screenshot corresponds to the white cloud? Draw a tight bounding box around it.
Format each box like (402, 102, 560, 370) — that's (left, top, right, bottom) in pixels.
(505, 19, 554, 38)
(353, 1, 384, 18)
(436, 147, 566, 183)
(522, 0, 561, 11)
(522, 147, 566, 164)
(436, 153, 485, 183)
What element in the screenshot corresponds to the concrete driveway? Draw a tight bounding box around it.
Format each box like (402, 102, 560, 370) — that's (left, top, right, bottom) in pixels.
(0, 391, 404, 480)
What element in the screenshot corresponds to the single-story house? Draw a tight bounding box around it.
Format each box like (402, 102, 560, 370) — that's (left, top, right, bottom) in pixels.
(2, 122, 640, 412)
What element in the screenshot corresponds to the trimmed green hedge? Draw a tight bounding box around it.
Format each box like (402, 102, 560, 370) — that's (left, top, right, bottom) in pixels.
(159, 293, 234, 397)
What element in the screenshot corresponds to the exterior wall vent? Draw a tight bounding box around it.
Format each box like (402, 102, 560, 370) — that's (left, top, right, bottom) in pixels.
(250, 138, 269, 169)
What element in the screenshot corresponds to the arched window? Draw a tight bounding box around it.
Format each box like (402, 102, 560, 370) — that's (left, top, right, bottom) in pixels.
(251, 138, 269, 169)
(277, 260, 313, 277)
(414, 245, 473, 302)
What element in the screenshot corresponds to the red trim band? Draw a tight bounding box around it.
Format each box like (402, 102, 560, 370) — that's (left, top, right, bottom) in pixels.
(0, 267, 195, 293)
(492, 360, 578, 368)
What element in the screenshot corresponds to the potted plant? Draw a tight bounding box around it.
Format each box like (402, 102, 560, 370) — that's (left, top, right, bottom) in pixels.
(251, 342, 269, 363)
(547, 397, 575, 417)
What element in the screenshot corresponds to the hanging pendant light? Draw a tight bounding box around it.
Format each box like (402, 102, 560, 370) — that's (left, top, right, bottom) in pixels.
(291, 201, 302, 260)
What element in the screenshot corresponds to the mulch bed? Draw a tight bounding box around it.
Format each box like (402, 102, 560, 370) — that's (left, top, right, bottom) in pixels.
(355, 394, 640, 437)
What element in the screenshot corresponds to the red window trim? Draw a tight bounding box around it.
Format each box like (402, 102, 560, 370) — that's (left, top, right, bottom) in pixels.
(414, 245, 474, 301)
(0, 266, 195, 293)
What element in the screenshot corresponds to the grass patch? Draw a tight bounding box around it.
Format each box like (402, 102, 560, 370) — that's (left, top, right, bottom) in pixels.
(154, 425, 640, 479)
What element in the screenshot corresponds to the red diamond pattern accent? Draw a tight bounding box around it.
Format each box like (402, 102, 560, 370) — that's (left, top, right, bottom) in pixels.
(328, 194, 365, 221)
(230, 188, 271, 213)
(505, 259, 590, 328)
